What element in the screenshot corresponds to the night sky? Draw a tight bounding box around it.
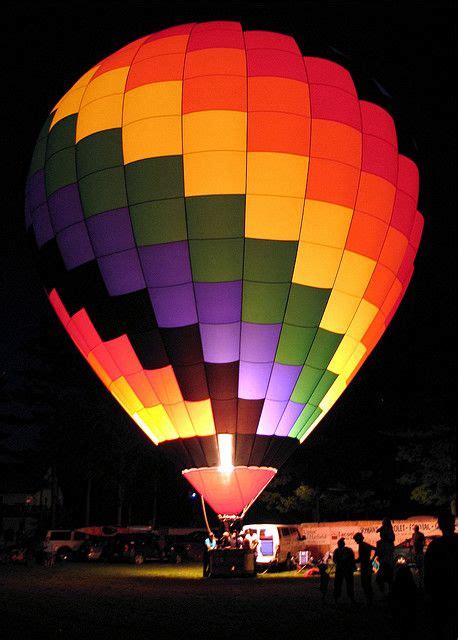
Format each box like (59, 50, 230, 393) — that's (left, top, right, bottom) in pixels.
(1, 4, 455, 512)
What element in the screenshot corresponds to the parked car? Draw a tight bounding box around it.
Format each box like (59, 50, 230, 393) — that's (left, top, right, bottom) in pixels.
(99, 531, 187, 565)
(43, 529, 89, 562)
(166, 531, 207, 562)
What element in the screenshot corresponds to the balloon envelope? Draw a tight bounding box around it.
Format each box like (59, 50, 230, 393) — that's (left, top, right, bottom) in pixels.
(25, 21, 423, 517)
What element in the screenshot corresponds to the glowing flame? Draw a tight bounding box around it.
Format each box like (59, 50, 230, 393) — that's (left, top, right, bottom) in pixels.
(218, 434, 234, 472)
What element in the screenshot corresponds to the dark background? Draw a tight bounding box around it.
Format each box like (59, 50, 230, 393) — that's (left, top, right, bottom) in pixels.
(1, 3, 455, 526)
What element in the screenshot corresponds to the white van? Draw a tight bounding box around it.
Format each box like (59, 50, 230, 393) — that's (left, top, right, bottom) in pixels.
(43, 529, 88, 561)
(242, 524, 307, 569)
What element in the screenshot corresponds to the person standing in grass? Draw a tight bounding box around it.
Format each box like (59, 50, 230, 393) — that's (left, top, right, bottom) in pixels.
(333, 538, 356, 604)
(375, 519, 395, 595)
(203, 531, 216, 577)
(353, 532, 376, 605)
(249, 529, 259, 560)
(411, 525, 426, 588)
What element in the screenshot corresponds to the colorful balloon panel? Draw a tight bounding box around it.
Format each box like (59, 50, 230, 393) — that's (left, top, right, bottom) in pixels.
(25, 22, 423, 515)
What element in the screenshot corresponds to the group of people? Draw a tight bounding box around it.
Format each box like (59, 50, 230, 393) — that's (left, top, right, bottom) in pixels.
(202, 528, 259, 577)
(205, 528, 259, 552)
(319, 517, 427, 605)
(318, 513, 456, 639)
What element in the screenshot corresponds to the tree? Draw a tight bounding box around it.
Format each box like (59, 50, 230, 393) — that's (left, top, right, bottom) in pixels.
(260, 477, 389, 522)
(1, 317, 169, 527)
(395, 424, 456, 509)
(259, 477, 315, 519)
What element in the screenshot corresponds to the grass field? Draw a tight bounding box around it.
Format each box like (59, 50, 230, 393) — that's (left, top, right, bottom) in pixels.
(0, 562, 436, 639)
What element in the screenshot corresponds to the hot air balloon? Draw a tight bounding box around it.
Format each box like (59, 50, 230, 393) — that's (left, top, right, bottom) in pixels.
(25, 21, 423, 524)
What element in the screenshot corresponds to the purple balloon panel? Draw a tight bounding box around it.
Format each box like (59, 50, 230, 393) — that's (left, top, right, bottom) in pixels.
(56, 221, 94, 269)
(194, 281, 242, 324)
(200, 322, 241, 363)
(98, 248, 146, 296)
(275, 400, 306, 436)
(139, 241, 192, 287)
(257, 399, 289, 435)
(87, 208, 135, 257)
(238, 360, 273, 400)
(149, 282, 198, 328)
(240, 322, 282, 363)
(266, 363, 302, 401)
(32, 203, 54, 248)
(48, 184, 84, 233)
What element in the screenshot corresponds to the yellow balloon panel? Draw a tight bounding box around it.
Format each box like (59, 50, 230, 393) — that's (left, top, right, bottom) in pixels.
(247, 152, 309, 199)
(123, 115, 183, 162)
(333, 251, 377, 298)
(183, 110, 247, 153)
(320, 289, 361, 334)
(76, 94, 124, 142)
(245, 194, 304, 241)
(299, 200, 353, 248)
(184, 150, 246, 196)
(123, 81, 183, 123)
(80, 67, 130, 108)
(293, 242, 343, 288)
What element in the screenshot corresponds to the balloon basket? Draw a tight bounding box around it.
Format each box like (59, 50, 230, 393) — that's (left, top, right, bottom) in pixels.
(207, 549, 256, 578)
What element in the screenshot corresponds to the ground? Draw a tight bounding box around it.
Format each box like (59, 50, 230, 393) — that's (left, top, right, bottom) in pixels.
(1, 562, 435, 639)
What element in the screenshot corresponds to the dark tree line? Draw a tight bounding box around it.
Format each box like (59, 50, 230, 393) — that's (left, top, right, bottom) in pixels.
(0, 317, 196, 529)
(395, 424, 455, 509)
